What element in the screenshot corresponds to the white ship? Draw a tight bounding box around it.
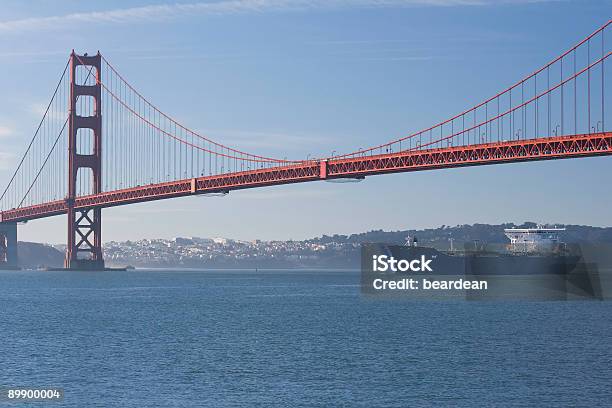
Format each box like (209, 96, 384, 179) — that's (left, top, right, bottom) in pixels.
(503, 226, 565, 253)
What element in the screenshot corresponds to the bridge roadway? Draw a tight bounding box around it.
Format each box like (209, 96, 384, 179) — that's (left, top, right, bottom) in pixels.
(1, 131, 610, 224)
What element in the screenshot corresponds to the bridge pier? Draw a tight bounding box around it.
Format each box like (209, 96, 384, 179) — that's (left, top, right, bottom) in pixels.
(64, 51, 105, 270)
(0, 222, 18, 269)
(65, 207, 104, 270)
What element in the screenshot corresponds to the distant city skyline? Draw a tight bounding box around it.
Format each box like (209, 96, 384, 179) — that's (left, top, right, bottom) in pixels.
(0, 0, 610, 244)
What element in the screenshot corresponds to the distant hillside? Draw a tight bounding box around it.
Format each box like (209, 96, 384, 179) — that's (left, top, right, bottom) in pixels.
(17, 242, 64, 269)
(103, 223, 612, 269)
(309, 223, 612, 249)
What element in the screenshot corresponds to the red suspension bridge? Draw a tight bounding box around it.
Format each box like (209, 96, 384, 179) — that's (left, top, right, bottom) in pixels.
(1, 22, 611, 269)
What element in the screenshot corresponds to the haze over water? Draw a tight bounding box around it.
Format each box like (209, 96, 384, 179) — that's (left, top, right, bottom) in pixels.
(1, 269, 611, 407)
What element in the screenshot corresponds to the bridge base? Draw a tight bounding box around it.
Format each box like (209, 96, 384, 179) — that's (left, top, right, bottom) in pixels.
(64, 207, 105, 270)
(0, 222, 18, 269)
(63, 258, 105, 270)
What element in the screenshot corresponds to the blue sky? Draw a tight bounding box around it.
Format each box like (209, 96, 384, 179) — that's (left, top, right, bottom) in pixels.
(0, 0, 610, 243)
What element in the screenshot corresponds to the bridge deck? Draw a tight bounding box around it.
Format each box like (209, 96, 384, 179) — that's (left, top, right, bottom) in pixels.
(1, 132, 610, 224)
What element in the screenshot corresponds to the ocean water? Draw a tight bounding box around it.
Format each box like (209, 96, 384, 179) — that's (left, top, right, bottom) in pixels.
(1, 269, 611, 407)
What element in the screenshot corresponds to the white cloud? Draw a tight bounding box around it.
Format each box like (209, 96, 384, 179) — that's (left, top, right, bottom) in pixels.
(0, 0, 562, 33)
(0, 50, 66, 58)
(0, 152, 16, 170)
(201, 128, 332, 150)
(28, 103, 48, 118)
(0, 126, 14, 139)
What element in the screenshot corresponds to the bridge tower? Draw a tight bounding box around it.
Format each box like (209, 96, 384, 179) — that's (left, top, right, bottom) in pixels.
(0, 222, 17, 269)
(64, 51, 104, 270)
